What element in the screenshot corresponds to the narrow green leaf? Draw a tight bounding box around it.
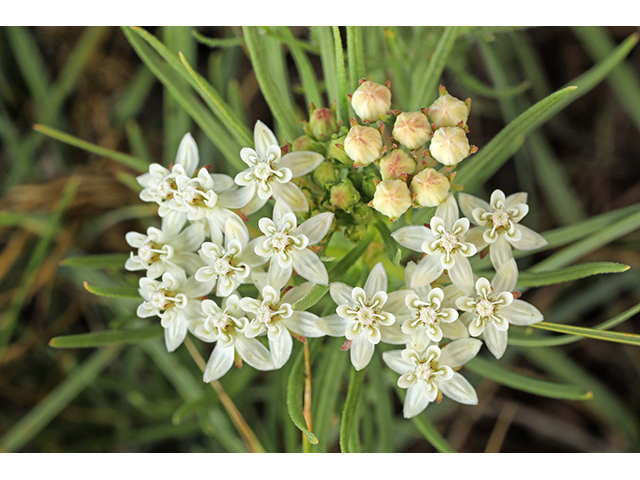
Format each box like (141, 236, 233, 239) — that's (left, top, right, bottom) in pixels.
(172, 391, 221, 424)
(374, 220, 402, 266)
(49, 325, 163, 348)
(192, 30, 244, 48)
(332, 27, 350, 127)
(346, 26, 365, 92)
(286, 345, 318, 445)
(529, 321, 640, 346)
(314, 26, 339, 108)
(465, 356, 593, 401)
(60, 253, 129, 269)
(454, 86, 576, 192)
(5, 26, 50, 106)
(0, 347, 121, 452)
(340, 368, 365, 453)
(516, 262, 630, 288)
(83, 282, 141, 299)
(33, 124, 149, 172)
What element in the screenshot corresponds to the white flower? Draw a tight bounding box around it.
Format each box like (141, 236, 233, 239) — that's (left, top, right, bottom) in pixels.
(401, 287, 467, 343)
(125, 214, 205, 279)
(191, 295, 274, 382)
(391, 193, 477, 294)
(321, 263, 402, 371)
(459, 189, 547, 271)
(235, 121, 324, 214)
(253, 198, 333, 288)
(136, 270, 213, 352)
(241, 284, 326, 369)
(382, 338, 481, 418)
(194, 216, 267, 297)
(456, 258, 543, 359)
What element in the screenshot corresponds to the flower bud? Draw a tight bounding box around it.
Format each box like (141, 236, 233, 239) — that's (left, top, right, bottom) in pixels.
(308, 107, 338, 141)
(330, 178, 361, 213)
(370, 179, 412, 221)
(350, 80, 392, 122)
(328, 135, 353, 166)
(427, 90, 469, 128)
(313, 161, 342, 188)
(428, 126, 472, 167)
(378, 149, 417, 181)
(344, 125, 383, 167)
(410, 168, 450, 207)
(352, 202, 375, 224)
(292, 135, 325, 155)
(392, 111, 432, 150)
(344, 223, 369, 244)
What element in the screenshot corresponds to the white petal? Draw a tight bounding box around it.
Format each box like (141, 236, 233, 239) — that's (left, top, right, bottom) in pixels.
(175, 133, 199, 177)
(379, 322, 408, 345)
(217, 187, 253, 209)
(448, 255, 475, 295)
(489, 234, 514, 271)
(382, 350, 414, 375)
(483, 322, 509, 359)
(174, 222, 206, 252)
(435, 193, 459, 229)
(350, 334, 375, 371)
(330, 282, 354, 306)
(271, 182, 309, 212)
(464, 226, 489, 252)
(267, 261, 293, 291)
(240, 187, 269, 216)
(410, 255, 444, 289)
(203, 344, 235, 382)
(224, 216, 250, 250)
(278, 151, 325, 178)
(164, 318, 188, 352)
(364, 262, 387, 299)
(439, 338, 482, 368)
(295, 212, 334, 245)
(438, 372, 478, 405)
(440, 319, 470, 340)
(458, 193, 490, 223)
(161, 210, 189, 238)
(269, 327, 293, 369)
(391, 226, 433, 252)
(283, 311, 325, 338)
(235, 335, 275, 370)
(492, 257, 518, 294)
(403, 382, 431, 418)
(505, 191, 528, 210)
(510, 224, 548, 251)
(317, 313, 349, 337)
(254, 120, 279, 158)
(281, 282, 317, 305)
(501, 299, 544, 326)
(272, 197, 295, 228)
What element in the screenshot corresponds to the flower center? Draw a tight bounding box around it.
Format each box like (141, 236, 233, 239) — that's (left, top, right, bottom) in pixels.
(138, 242, 161, 263)
(491, 208, 511, 229)
(158, 179, 177, 200)
(438, 232, 459, 253)
(415, 362, 435, 382)
(271, 231, 291, 252)
(417, 305, 439, 325)
(213, 258, 232, 276)
(150, 289, 176, 311)
(183, 184, 207, 207)
(476, 298, 495, 318)
(254, 162, 276, 182)
(256, 303, 275, 325)
(355, 305, 377, 326)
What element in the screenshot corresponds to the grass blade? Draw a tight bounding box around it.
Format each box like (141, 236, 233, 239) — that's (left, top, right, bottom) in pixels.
(83, 282, 140, 299)
(516, 262, 630, 288)
(60, 253, 129, 269)
(332, 26, 350, 127)
(287, 345, 318, 445)
(346, 26, 365, 92)
(340, 368, 365, 453)
(49, 326, 163, 348)
(528, 322, 640, 346)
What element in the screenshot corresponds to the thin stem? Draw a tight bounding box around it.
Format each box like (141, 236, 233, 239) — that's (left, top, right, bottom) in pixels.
(183, 336, 265, 453)
(302, 339, 313, 453)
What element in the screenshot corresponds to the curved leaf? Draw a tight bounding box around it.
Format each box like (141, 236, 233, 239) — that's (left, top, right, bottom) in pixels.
(83, 282, 140, 299)
(529, 321, 640, 346)
(49, 325, 162, 348)
(60, 253, 129, 269)
(516, 262, 630, 288)
(286, 345, 318, 445)
(340, 368, 365, 453)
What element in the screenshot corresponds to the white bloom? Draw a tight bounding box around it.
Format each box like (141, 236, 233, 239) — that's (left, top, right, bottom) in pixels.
(459, 189, 547, 271)
(235, 121, 324, 214)
(195, 216, 266, 297)
(191, 295, 274, 382)
(391, 193, 477, 294)
(136, 270, 212, 352)
(321, 263, 401, 371)
(456, 258, 543, 359)
(253, 198, 333, 288)
(125, 214, 205, 279)
(382, 338, 481, 418)
(241, 284, 326, 369)
(401, 287, 467, 343)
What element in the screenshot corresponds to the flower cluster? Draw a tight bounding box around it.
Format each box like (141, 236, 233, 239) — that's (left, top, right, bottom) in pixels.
(126, 82, 548, 420)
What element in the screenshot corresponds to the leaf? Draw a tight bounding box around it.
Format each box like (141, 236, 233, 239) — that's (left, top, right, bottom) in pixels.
(516, 262, 630, 288)
(83, 282, 141, 299)
(340, 368, 365, 453)
(172, 392, 221, 425)
(49, 325, 163, 348)
(332, 26, 350, 127)
(374, 220, 402, 266)
(465, 356, 593, 401)
(60, 253, 129, 269)
(529, 321, 640, 347)
(286, 345, 318, 445)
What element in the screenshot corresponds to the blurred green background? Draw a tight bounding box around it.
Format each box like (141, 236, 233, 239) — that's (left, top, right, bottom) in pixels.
(1, 26, 640, 453)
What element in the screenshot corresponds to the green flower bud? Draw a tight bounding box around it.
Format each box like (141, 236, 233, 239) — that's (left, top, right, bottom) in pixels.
(429, 126, 474, 167)
(352, 202, 375, 224)
(344, 125, 383, 167)
(344, 223, 369, 244)
(378, 148, 417, 181)
(309, 107, 338, 141)
(328, 135, 353, 166)
(410, 167, 450, 207)
(350, 80, 392, 122)
(392, 111, 432, 150)
(292, 135, 326, 155)
(427, 87, 470, 128)
(330, 178, 361, 213)
(370, 179, 412, 221)
(313, 160, 342, 188)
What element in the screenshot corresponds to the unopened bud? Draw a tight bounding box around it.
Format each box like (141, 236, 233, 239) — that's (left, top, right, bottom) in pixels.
(313, 161, 342, 188)
(330, 178, 361, 213)
(352, 202, 375, 224)
(344, 125, 383, 167)
(379, 149, 417, 181)
(428, 126, 472, 167)
(370, 179, 412, 221)
(309, 107, 338, 141)
(410, 168, 450, 207)
(344, 223, 369, 244)
(392, 111, 432, 150)
(427, 89, 469, 128)
(292, 135, 325, 155)
(350, 80, 392, 122)
(328, 135, 353, 166)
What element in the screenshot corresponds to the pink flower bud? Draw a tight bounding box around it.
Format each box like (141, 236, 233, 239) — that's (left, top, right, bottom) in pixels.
(378, 149, 416, 181)
(428, 126, 472, 166)
(370, 179, 412, 221)
(410, 168, 450, 207)
(392, 111, 432, 150)
(427, 91, 469, 128)
(350, 81, 392, 122)
(344, 125, 383, 167)
(308, 107, 338, 141)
